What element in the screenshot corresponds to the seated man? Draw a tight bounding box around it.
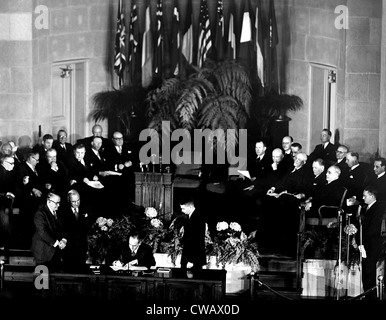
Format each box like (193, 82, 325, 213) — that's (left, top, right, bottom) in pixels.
(112, 231, 156, 269)
(304, 165, 345, 218)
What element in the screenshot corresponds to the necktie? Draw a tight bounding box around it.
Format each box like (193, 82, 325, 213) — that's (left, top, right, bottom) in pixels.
(61, 144, 66, 150)
(74, 208, 79, 220)
(53, 211, 58, 220)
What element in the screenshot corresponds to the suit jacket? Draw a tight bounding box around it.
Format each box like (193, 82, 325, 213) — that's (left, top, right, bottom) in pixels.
(247, 152, 273, 181)
(334, 158, 350, 181)
(30, 204, 64, 264)
(357, 201, 384, 259)
(36, 159, 70, 198)
(181, 209, 207, 267)
(85, 148, 108, 174)
(366, 173, 386, 202)
(274, 165, 312, 194)
(305, 170, 327, 198)
(120, 242, 156, 269)
(32, 144, 50, 162)
(60, 204, 90, 270)
(52, 140, 74, 169)
(343, 164, 368, 199)
(310, 179, 346, 218)
(309, 142, 337, 166)
(77, 136, 112, 153)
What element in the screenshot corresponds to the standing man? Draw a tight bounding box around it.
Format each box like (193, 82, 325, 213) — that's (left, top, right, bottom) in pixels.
(353, 186, 384, 300)
(53, 129, 74, 170)
(180, 197, 206, 271)
(30, 192, 67, 272)
(77, 124, 112, 152)
(61, 189, 89, 272)
(366, 157, 386, 202)
(308, 129, 337, 167)
(281, 136, 294, 169)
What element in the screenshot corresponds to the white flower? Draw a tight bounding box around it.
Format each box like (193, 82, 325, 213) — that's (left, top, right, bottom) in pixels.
(101, 225, 108, 231)
(106, 219, 113, 227)
(216, 221, 229, 231)
(145, 207, 158, 218)
(96, 217, 104, 224)
(229, 222, 242, 232)
(240, 232, 247, 241)
(150, 218, 163, 228)
(344, 224, 357, 236)
(97, 217, 107, 227)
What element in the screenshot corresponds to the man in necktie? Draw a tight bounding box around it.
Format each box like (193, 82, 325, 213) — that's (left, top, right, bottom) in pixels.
(112, 231, 155, 269)
(61, 189, 89, 272)
(30, 192, 66, 272)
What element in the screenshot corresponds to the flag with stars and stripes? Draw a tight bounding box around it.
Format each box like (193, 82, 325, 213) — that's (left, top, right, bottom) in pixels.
(154, 0, 163, 77)
(141, 5, 153, 87)
(114, 0, 126, 87)
(181, 0, 193, 66)
(215, 0, 224, 61)
(127, 1, 140, 85)
(170, 0, 180, 76)
(197, 0, 212, 68)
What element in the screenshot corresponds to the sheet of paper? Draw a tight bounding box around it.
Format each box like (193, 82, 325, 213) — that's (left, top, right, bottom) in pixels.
(104, 170, 122, 176)
(86, 180, 104, 189)
(237, 170, 251, 180)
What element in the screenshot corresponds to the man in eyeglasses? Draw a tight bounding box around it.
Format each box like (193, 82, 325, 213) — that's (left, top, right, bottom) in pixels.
(333, 145, 349, 181)
(31, 192, 67, 272)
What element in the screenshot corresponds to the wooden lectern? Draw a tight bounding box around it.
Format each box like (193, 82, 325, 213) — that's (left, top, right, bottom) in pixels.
(134, 172, 173, 221)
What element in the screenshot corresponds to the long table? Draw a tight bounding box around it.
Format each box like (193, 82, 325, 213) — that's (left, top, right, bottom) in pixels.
(49, 266, 226, 301)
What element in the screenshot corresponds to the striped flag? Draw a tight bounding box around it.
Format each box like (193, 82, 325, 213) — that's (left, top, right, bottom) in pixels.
(265, 0, 279, 92)
(127, 2, 140, 85)
(197, 0, 212, 68)
(255, 0, 264, 87)
(114, 0, 126, 87)
(227, 12, 236, 60)
(154, 0, 163, 77)
(215, 0, 224, 61)
(142, 5, 153, 87)
(170, 0, 180, 76)
(181, 0, 193, 65)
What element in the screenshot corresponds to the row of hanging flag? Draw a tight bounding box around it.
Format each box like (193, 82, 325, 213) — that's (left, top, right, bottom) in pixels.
(114, 0, 279, 91)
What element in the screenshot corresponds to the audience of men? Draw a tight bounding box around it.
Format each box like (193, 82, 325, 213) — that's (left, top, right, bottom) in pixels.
(53, 129, 74, 170)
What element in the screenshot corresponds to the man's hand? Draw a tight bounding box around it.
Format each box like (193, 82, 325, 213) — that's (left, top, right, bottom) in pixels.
(124, 161, 132, 168)
(23, 176, 29, 185)
(59, 239, 67, 250)
(50, 162, 58, 172)
(305, 202, 312, 211)
(32, 188, 42, 197)
(6, 192, 15, 199)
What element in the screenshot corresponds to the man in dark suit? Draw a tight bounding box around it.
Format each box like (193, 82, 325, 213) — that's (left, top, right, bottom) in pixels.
(36, 148, 70, 200)
(344, 152, 369, 200)
(77, 124, 112, 153)
(118, 231, 156, 269)
(14, 151, 46, 247)
(353, 185, 384, 300)
(304, 158, 327, 198)
(0, 155, 16, 251)
(30, 192, 67, 272)
(180, 197, 207, 271)
(308, 128, 337, 167)
(304, 165, 345, 218)
(333, 145, 350, 181)
(85, 136, 109, 177)
(281, 136, 294, 170)
(52, 129, 74, 171)
(32, 134, 54, 161)
(60, 189, 90, 272)
(366, 157, 386, 202)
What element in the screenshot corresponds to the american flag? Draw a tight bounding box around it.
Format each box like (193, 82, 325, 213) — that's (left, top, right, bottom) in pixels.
(114, 0, 126, 87)
(127, 2, 139, 85)
(197, 0, 212, 68)
(141, 5, 153, 87)
(255, 0, 264, 87)
(154, 0, 163, 76)
(170, 1, 180, 75)
(215, 0, 224, 61)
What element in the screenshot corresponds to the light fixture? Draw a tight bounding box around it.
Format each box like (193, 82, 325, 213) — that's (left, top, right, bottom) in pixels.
(60, 65, 73, 78)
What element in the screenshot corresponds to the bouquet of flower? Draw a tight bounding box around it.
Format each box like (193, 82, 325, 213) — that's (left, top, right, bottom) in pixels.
(142, 207, 169, 253)
(210, 222, 260, 272)
(87, 215, 136, 264)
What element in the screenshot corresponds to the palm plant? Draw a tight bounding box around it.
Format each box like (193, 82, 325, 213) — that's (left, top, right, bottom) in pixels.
(145, 59, 251, 153)
(90, 85, 149, 139)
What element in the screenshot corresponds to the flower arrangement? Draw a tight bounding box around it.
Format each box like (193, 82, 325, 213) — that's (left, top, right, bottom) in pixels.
(87, 207, 169, 264)
(87, 211, 260, 271)
(209, 221, 260, 272)
(87, 216, 136, 264)
(300, 222, 360, 267)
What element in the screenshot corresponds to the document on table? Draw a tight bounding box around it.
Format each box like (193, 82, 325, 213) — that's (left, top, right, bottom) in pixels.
(237, 170, 251, 180)
(86, 180, 104, 189)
